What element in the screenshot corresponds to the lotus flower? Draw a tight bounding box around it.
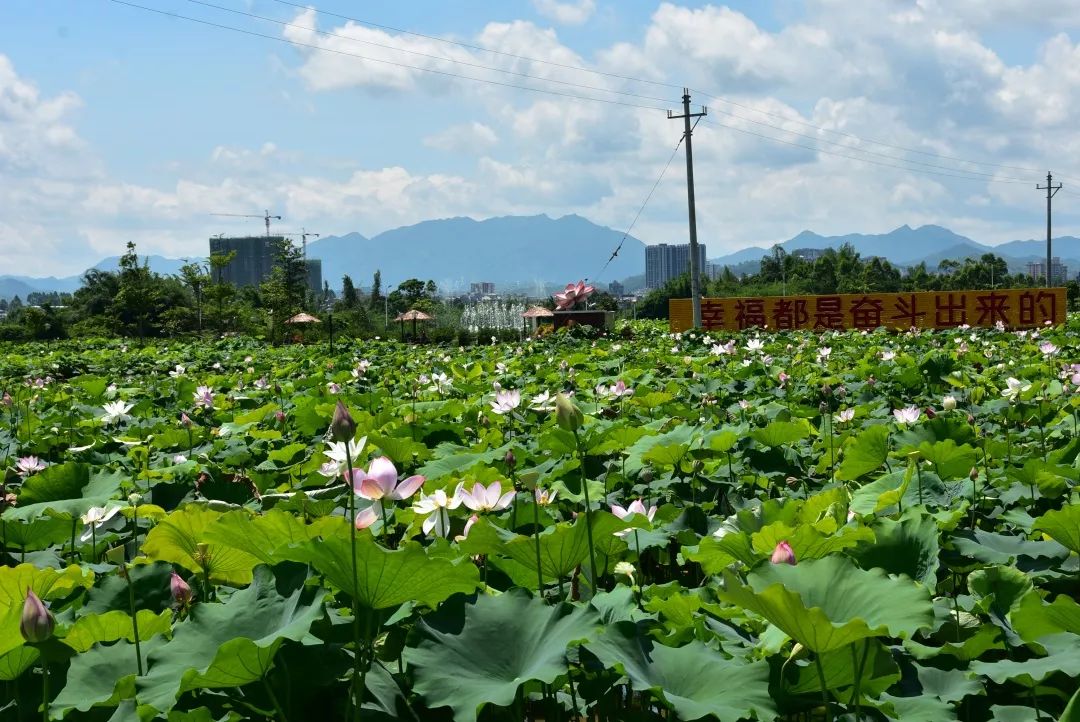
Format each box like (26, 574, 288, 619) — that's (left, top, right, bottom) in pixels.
(835, 408, 855, 424)
(457, 481, 515, 513)
(19, 589, 54, 643)
(171, 572, 194, 608)
(611, 498, 657, 537)
(168, 365, 186, 378)
(529, 391, 555, 411)
(892, 406, 921, 424)
(534, 486, 557, 506)
(1040, 342, 1059, 356)
(1001, 377, 1031, 402)
(16, 456, 46, 475)
(80, 505, 123, 542)
(352, 457, 425, 505)
(193, 386, 214, 409)
(454, 514, 479, 542)
(553, 280, 595, 310)
(490, 389, 521, 415)
(101, 400, 133, 425)
(746, 339, 764, 352)
(322, 437, 367, 477)
(412, 488, 462, 537)
(942, 395, 957, 411)
(771, 540, 796, 565)
(614, 561, 636, 584)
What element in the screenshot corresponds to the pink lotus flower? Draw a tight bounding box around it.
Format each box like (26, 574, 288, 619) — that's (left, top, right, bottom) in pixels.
(771, 540, 796, 565)
(171, 572, 194, 608)
(611, 499, 657, 537)
(16, 456, 46, 475)
(457, 481, 515, 513)
(352, 457, 425, 505)
(454, 514, 479, 542)
(193, 386, 214, 409)
(20, 589, 55, 643)
(534, 486, 558, 506)
(490, 389, 521, 414)
(553, 280, 595, 310)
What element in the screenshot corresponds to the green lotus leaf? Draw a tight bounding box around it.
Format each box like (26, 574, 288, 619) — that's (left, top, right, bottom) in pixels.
(1011, 592, 1080, 643)
(836, 425, 891, 481)
(3, 463, 123, 522)
(409, 589, 598, 722)
(202, 508, 346, 565)
(717, 556, 934, 654)
(850, 512, 939, 585)
(135, 562, 326, 713)
(294, 535, 480, 610)
(0, 564, 94, 657)
(1033, 504, 1080, 555)
(751, 520, 874, 563)
(787, 639, 899, 697)
(969, 633, 1080, 687)
(49, 636, 150, 716)
(62, 609, 172, 653)
(751, 419, 810, 448)
(584, 621, 775, 721)
(502, 511, 628, 580)
(951, 529, 1070, 566)
(916, 439, 977, 480)
(141, 505, 261, 586)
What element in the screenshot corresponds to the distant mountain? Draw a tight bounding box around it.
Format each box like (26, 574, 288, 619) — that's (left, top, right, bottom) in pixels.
(306, 214, 645, 294)
(709, 225, 1080, 278)
(0, 255, 200, 300)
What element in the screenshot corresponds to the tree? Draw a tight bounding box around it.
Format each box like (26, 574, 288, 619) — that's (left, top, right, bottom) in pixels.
(207, 250, 237, 331)
(341, 275, 358, 308)
(112, 242, 157, 339)
(179, 260, 210, 331)
(370, 270, 383, 310)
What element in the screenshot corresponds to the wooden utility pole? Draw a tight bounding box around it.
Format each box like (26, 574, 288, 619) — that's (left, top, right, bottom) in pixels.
(669, 89, 707, 327)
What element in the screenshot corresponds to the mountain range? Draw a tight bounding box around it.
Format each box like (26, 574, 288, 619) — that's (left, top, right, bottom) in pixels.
(1, 216, 1075, 300)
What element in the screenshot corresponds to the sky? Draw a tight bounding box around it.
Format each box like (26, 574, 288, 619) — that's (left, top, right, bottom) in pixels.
(2, 0, 1080, 276)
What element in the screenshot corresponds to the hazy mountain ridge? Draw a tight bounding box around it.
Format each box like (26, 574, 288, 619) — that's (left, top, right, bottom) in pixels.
(2, 218, 1076, 300)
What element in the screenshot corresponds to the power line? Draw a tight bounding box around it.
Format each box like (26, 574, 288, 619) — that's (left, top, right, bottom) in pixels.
(266, 0, 1072, 180)
(698, 118, 1033, 185)
(182, 0, 673, 105)
(264, 0, 685, 92)
(106, 0, 668, 112)
(592, 132, 687, 284)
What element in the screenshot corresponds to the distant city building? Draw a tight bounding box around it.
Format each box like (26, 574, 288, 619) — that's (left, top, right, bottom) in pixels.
(1027, 257, 1069, 284)
(607, 280, 625, 296)
(645, 243, 707, 289)
(209, 236, 286, 288)
(470, 282, 496, 295)
(305, 259, 323, 294)
(209, 235, 321, 291)
(792, 248, 825, 262)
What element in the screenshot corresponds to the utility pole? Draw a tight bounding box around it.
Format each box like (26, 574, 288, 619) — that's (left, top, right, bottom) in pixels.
(1036, 172, 1062, 287)
(669, 89, 707, 328)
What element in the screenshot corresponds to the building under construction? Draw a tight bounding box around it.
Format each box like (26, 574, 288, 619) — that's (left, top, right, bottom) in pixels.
(209, 235, 321, 291)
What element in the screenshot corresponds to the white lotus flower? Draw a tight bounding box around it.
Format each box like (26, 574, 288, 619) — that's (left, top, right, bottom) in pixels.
(490, 389, 521, 415)
(1001, 377, 1030, 401)
(412, 488, 462, 537)
(101, 401, 133, 425)
(80, 505, 122, 542)
(322, 437, 367, 477)
(892, 406, 921, 424)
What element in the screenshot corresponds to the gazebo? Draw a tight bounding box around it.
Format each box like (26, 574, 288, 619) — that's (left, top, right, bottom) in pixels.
(284, 312, 321, 325)
(522, 305, 554, 334)
(393, 309, 434, 340)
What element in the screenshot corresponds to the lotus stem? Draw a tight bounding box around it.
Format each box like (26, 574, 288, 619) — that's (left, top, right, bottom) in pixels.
(124, 564, 144, 675)
(41, 662, 49, 722)
(264, 677, 288, 722)
(573, 430, 598, 594)
(814, 654, 832, 722)
(343, 453, 362, 722)
(532, 500, 544, 598)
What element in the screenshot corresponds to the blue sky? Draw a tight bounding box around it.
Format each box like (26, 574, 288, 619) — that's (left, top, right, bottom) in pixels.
(2, 0, 1080, 275)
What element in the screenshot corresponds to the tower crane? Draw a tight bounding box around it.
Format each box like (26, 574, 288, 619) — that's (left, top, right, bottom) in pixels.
(282, 229, 321, 260)
(209, 210, 281, 237)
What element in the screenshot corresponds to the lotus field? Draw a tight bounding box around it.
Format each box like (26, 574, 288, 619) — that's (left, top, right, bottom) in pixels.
(2, 320, 1080, 722)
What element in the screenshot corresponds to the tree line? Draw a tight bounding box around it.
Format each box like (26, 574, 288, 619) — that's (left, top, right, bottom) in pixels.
(635, 244, 1079, 318)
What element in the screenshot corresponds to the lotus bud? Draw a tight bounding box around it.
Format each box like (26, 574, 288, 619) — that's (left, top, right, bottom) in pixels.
(819, 401, 829, 414)
(194, 542, 211, 568)
(275, 410, 286, 423)
(970, 467, 978, 482)
(770, 540, 797, 565)
(504, 450, 517, 470)
(171, 572, 194, 607)
(331, 400, 356, 443)
(925, 406, 936, 419)
(1, 392, 11, 408)
(128, 492, 142, 505)
(180, 412, 192, 428)
(943, 395, 957, 411)
(554, 393, 583, 432)
(19, 589, 54, 643)
(640, 468, 654, 484)
(822, 384, 832, 397)
(835, 385, 847, 399)
(967, 414, 975, 426)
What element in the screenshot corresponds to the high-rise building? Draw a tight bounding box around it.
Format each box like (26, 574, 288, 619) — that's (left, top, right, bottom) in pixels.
(645, 243, 707, 289)
(305, 259, 323, 294)
(470, 282, 496, 295)
(608, 280, 625, 297)
(1027, 257, 1069, 284)
(209, 236, 286, 287)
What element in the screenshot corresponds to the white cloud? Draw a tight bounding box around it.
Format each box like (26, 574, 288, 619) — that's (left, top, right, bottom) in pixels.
(423, 122, 499, 153)
(532, 0, 596, 26)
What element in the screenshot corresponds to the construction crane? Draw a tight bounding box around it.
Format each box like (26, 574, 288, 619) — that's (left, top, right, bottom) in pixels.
(282, 229, 320, 260)
(210, 210, 281, 237)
